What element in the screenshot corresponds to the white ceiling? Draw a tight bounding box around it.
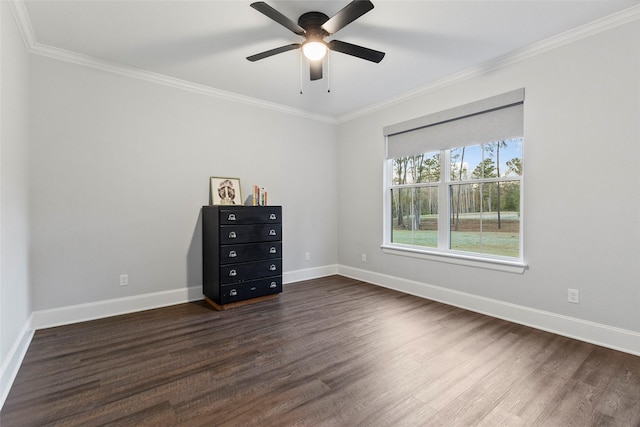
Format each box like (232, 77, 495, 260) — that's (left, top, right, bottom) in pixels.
(19, 0, 639, 119)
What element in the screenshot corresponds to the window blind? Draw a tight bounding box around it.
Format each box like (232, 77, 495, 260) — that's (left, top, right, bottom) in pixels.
(384, 88, 525, 159)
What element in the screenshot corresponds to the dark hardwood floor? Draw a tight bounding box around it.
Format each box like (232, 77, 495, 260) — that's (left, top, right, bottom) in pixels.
(2, 275, 639, 426)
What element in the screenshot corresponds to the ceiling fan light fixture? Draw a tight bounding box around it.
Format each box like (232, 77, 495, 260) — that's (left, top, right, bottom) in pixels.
(302, 41, 327, 61)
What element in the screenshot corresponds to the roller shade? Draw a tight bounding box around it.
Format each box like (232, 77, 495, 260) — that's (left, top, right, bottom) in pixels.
(385, 88, 525, 159)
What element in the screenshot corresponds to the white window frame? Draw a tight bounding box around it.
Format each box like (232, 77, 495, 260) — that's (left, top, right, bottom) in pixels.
(381, 92, 527, 274)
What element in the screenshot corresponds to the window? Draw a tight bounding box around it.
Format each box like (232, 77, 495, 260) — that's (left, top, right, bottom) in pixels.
(383, 89, 525, 270)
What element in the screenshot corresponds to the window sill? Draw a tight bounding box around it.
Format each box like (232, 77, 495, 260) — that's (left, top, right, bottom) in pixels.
(381, 245, 527, 274)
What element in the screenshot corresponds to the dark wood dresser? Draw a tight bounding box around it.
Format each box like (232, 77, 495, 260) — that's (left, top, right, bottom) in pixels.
(202, 205, 282, 310)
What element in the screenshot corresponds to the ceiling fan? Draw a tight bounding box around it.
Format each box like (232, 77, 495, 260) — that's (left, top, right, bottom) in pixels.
(247, 0, 385, 81)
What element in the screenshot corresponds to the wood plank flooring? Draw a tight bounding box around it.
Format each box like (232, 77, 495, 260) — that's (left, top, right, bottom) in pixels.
(2, 275, 639, 426)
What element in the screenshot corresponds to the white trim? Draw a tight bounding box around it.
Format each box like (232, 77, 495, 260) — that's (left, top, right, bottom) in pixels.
(381, 245, 527, 274)
(30, 265, 339, 330)
(7, 0, 336, 124)
(1, 0, 35, 412)
(7, 0, 36, 50)
(0, 316, 34, 409)
(31, 286, 203, 330)
(9, 0, 639, 123)
(31, 44, 337, 124)
(283, 264, 339, 284)
(338, 4, 640, 123)
(337, 265, 640, 356)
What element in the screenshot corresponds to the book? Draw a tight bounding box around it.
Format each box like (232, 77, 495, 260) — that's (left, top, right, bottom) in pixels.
(252, 185, 268, 206)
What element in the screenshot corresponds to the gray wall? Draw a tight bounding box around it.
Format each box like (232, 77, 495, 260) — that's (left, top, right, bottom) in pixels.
(336, 20, 640, 332)
(2, 6, 639, 403)
(29, 55, 337, 311)
(1, 1, 31, 392)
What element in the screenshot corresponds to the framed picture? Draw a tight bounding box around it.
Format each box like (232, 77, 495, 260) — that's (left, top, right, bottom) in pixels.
(210, 177, 242, 205)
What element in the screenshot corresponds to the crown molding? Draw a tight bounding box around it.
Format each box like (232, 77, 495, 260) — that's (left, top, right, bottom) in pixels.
(7, 0, 337, 124)
(9, 0, 639, 124)
(32, 43, 338, 123)
(7, 0, 36, 50)
(337, 4, 640, 123)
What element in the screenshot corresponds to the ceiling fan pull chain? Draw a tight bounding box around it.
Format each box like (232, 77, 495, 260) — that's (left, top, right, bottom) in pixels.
(299, 51, 304, 94)
(327, 52, 331, 93)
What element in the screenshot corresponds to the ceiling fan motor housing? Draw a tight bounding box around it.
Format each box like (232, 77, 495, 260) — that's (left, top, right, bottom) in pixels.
(298, 12, 330, 40)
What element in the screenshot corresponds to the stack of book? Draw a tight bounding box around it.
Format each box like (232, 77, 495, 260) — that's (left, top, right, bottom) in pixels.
(252, 185, 268, 206)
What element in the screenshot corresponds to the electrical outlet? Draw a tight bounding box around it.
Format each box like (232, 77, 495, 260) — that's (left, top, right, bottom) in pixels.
(120, 274, 129, 287)
(361, 253, 367, 263)
(305, 252, 310, 261)
(568, 288, 579, 304)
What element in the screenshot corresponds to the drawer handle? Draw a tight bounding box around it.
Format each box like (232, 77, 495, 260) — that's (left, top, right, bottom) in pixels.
(269, 229, 277, 236)
(228, 231, 237, 239)
(269, 213, 277, 220)
(228, 251, 237, 258)
(228, 213, 236, 221)
(230, 289, 237, 296)
(269, 264, 277, 271)
(229, 269, 237, 277)
(269, 282, 277, 289)
(269, 247, 277, 254)
(250, 286, 257, 291)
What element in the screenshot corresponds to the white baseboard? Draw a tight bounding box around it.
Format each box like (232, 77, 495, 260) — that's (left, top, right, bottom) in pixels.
(338, 265, 640, 356)
(30, 264, 340, 331)
(283, 264, 339, 284)
(0, 316, 34, 409)
(31, 286, 204, 330)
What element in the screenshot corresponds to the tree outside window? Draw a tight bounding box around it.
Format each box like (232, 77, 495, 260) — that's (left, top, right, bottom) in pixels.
(390, 138, 522, 259)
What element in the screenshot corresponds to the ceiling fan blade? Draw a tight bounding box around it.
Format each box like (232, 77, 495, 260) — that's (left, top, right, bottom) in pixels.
(310, 61, 323, 81)
(250, 2, 306, 36)
(247, 43, 301, 62)
(321, 0, 374, 35)
(328, 40, 385, 63)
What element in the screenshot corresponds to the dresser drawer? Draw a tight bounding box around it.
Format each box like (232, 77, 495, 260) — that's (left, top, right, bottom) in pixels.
(219, 207, 282, 225)
(219, 277, 282, 304)
(220, 259, 282, 284)
(220, 242, 281, 264)
(220, 224, 281, 244)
